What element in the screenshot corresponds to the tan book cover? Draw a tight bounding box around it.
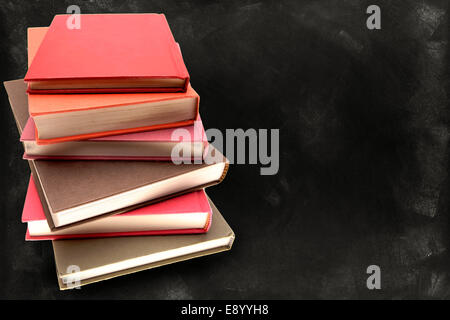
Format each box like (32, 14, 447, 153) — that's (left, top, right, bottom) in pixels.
(53, 197, 235, 290)
(4, 79, 229, 229)
(4, 79, 28, 133)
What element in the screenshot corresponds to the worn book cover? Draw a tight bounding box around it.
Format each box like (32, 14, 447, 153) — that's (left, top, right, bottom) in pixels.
(53, 198, 235, 290)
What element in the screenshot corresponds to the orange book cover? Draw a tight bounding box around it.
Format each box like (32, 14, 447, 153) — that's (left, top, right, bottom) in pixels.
(27, 27, 198, 145)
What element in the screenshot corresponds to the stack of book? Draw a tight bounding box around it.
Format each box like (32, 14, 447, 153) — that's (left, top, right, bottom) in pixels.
(4, 13, 234, 290)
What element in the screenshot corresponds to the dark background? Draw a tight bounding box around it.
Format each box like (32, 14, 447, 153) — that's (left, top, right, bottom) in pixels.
(0, 0, 448, 299)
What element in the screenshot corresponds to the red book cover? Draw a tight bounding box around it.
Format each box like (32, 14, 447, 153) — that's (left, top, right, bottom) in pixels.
(23, 176, 212, 240)
(25, 14, 189, 93)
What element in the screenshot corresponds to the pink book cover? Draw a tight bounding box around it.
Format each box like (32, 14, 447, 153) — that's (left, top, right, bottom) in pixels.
(21, 117, 208, 160)
(23, 176, 212, 241)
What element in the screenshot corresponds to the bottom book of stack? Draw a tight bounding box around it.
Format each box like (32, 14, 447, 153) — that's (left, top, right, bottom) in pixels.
(54, 198, 234, 290)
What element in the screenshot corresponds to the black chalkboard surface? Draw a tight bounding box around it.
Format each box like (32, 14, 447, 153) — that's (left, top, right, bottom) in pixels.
(0, 0, 448, 299)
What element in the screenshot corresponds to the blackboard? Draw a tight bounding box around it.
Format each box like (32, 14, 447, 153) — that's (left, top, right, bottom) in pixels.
(0, 0, 448, 299)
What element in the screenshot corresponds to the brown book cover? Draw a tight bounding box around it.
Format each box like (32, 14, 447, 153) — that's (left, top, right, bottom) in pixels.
(53, 197, 235, 290)
(4, 79, 229, 229)
(4, 79, 29, 133)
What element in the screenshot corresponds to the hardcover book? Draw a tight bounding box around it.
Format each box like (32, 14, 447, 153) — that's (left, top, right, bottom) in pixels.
(22, 116, 207, 161)
(25, 14, 189, 93)
(26, 27, 198, 145)
(28, 148, 227, 229)
(21, 116, 207, 161)
(23, 176, 213, 240)
(53, 198, 235, 290)
(4, 79, 229, 229)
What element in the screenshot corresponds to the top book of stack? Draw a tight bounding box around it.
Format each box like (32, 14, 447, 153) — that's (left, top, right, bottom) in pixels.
(24, 13, 189, 93)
